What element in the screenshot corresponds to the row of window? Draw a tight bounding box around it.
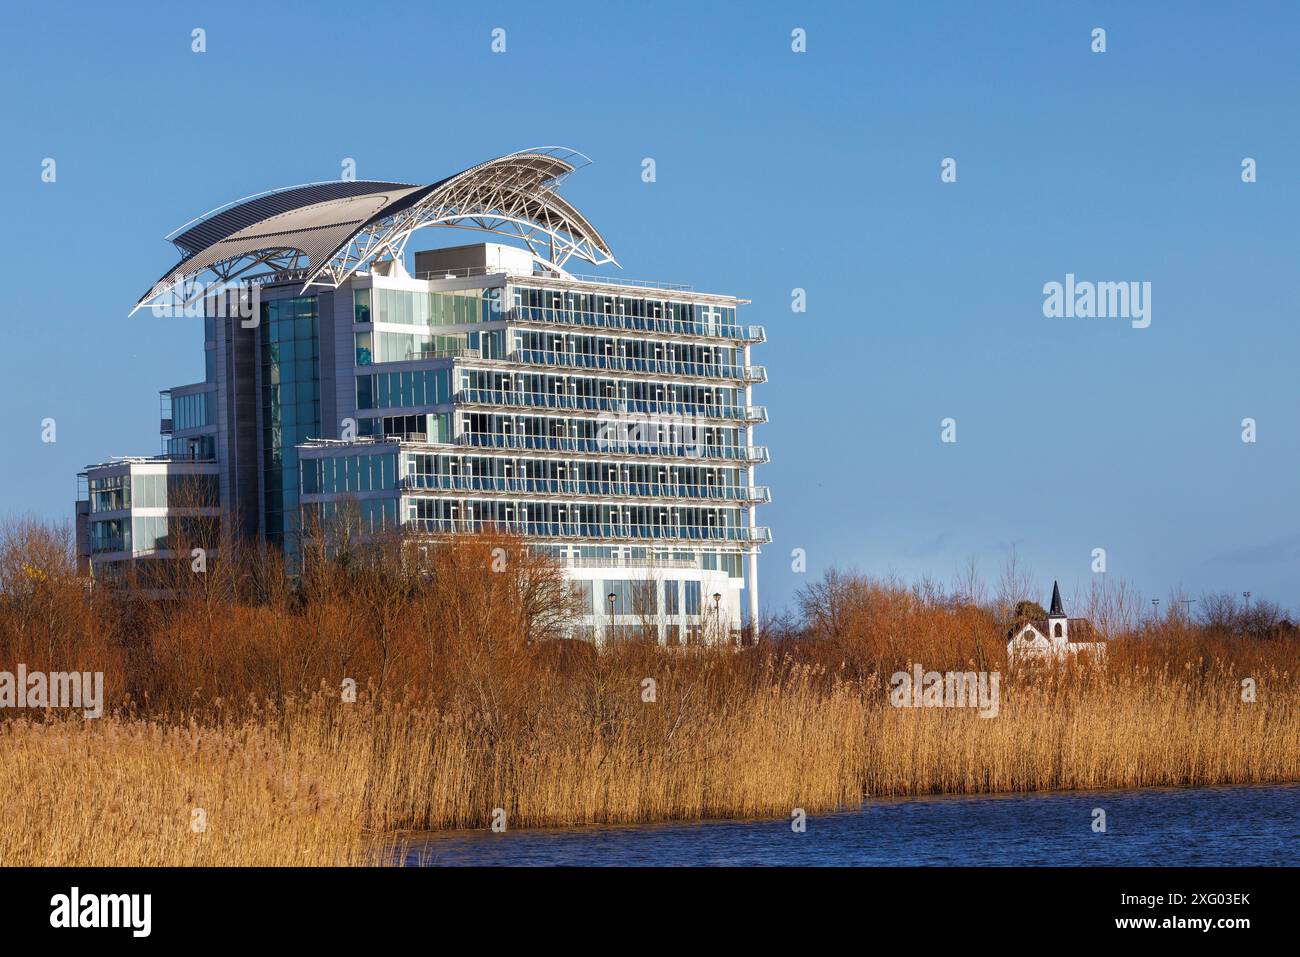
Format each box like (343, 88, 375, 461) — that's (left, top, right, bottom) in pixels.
(460, 412, 743, 457)
(171, 391, 213, 432)
(89, 515, 218, 554)
(303, 498, 399, 535)
(512, 287, 736, 335)
(301, 452, 398, 495)
(357, 412, 453, 442)
(355, 286, 742, 342)
(355, 287, 495, 327)
(356, 368, 452, 410)
(568, 579, 712, 617)
(88, 473, 219, 513)
(458, 368, 743, 414)
(355, 330, 476, 366)
(401, 453, 747, 496)
(166, 435, 216, 460)
(543, 544, 745, 579)
(404, 498, 757, 541)
(514, 331, 738, 370)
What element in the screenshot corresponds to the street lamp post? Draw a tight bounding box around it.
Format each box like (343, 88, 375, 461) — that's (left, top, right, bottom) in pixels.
(713, 592, 723, 645)
(607, 592, 618, 646)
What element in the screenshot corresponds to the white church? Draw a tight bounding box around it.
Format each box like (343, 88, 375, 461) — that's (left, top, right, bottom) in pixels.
(1006, 582, 1108, 663)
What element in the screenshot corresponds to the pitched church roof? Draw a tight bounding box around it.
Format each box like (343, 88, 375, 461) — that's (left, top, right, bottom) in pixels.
(1013, 618, 1099, 644)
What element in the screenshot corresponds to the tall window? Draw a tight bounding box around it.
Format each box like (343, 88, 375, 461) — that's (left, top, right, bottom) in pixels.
(632, 581, 657, 617)
(603, 579, 634, 614)
(260, 296, 320, 548)
(684, 580, 701, 616)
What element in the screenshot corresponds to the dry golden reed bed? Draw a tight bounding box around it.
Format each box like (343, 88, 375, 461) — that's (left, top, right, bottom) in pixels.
(0, 518, 1295, 865)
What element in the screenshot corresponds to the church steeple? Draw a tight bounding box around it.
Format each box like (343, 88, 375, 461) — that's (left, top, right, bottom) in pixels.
(1049, 581, 1065, 618)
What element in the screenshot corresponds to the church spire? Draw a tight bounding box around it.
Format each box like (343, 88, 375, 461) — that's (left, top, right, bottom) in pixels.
(1049, 581, 1064, 617)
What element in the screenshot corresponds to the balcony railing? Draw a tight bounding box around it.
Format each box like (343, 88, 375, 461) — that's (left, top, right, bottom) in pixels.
(399, 473, 769, 503)
(509, 307, 765, 344)
(404, 346, 480, 361)
(564, 273, 696, 291)
(456, 432, 767, 461)
(509, 349, 754, 381)
(404, 516, 772, 543)
(453, 387, 765, 423)
(567, 555, 699, 569)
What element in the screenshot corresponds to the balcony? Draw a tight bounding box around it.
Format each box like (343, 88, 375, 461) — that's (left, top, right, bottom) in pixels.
(453, 388, 764, 424)
(404, 346, 480, 361)
(159, 389, 172, 435)
(509, 307, 759, 344)
(567, 555, 699, 569)
(510, 349, 753, 381)
(404, 516, 772, 544)
(399, 473, 770, 503)
(456, 432, 768, 462)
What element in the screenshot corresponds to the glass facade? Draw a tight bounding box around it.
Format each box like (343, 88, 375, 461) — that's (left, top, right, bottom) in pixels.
(89, 474, 130, 512)
(304, 498, 399, 535)
(399, 451, 756, 501)
(301, 451, 398, 495)
(166, 435, 216, 460)
(288, 272, 761, 638)
(404, 496, 755, 542)
(356, 369, 451, 410)
(87, 472, 217, 512)
(511, 287, 740, 339)
(357, 412, 451, 442)
(260, 296, 320, 545)
(131, 473, 219, 508)
(355, 330, 484, 364)
(457, 366, 747, 419)
(89, 518, 128, 553)
(171, 391, 213, 431)
(366, 286, 493, 326)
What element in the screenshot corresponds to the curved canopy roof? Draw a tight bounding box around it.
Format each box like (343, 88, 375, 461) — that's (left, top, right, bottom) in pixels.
(134, 148, 616, 313)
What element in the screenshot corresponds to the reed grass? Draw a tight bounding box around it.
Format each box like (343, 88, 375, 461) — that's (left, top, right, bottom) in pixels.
(0, 518, 1295, 865)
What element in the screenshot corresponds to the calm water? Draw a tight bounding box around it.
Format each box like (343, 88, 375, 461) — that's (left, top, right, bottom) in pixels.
(402, 783, 1300, 866)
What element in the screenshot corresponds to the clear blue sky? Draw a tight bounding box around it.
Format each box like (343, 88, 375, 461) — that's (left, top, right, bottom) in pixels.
(3, 1, 1297, 616)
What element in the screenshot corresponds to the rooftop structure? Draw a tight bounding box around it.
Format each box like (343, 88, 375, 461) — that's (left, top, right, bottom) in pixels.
(134, 148, 616, 315)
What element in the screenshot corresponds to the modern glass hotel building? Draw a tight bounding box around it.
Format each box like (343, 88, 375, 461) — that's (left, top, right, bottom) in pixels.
(76, 149, 769, 642)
